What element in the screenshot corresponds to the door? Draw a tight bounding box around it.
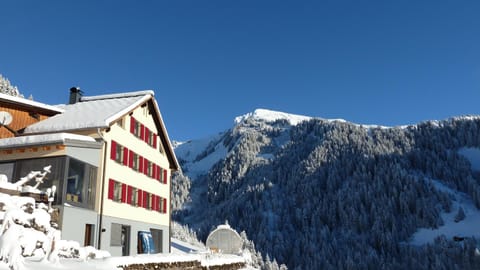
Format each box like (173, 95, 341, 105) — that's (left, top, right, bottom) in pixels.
(84, 224, 94, 246)
(121, 225, 130, 256)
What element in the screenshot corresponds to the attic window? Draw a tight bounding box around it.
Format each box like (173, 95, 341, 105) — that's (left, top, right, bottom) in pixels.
(117, 118, 124, 129)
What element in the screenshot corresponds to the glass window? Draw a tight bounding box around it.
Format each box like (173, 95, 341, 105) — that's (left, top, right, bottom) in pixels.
(115, 144, 123, 163)
(111, 223, 122, 246)
(158, 141, 165, 155)
(13, 157, 66, 204)
(132, 153, 139, 171)
(134, 121, 141, 137)
(66, 158, 97, 209)
(0, 162, 14, 182)
(146, 161, 151, 177)
(117, 118, 124, 129)
(113, 181, 122, 202)
(130, 187, 137, 207)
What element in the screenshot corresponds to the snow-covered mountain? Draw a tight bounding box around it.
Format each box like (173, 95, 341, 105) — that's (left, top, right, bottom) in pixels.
(172, 109, 480, 269)
(174, 109, 312, 179)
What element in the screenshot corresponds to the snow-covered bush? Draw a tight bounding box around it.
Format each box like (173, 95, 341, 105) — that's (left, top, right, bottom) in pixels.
(0, 169, 110, 270)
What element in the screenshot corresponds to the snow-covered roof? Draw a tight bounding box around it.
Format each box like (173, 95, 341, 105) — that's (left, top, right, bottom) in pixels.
(0, 133, 100, 149)
(0, 92, 64, 114)
(24, 91, 153, 134)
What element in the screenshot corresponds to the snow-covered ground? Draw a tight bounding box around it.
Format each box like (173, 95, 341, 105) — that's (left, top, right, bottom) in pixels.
(410, 147, 480, 245)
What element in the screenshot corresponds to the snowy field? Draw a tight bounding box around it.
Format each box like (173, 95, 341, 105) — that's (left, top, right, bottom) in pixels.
(410, 147, 480, 245)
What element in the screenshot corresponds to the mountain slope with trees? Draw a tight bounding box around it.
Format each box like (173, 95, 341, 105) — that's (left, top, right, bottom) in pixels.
(173, 109, 480, 269)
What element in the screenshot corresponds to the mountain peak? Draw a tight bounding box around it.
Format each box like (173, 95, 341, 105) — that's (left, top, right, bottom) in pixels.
(234, 108, 311, 126)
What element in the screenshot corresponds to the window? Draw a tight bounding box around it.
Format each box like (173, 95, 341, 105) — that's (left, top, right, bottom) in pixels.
(113, 181, 122, 202)
(130, 187, 138, 206)
(150, 229, 163, 253)
(66, 159, 85, 203)
(0, 162, 14, 182)
(159, 197, 167, 213)
(158, 142, 165, 155)
(130, 117, 159, 150)
(132, 153, 139, 171)
(148, 131, 154, 146)
(111, 223, 122, 246)
(147, 160, 152, 178)
(133, 119, 141, 137)
(117, 118, 124, 129)
(12, 157, 66, 204)
(115, 143, 122, 163)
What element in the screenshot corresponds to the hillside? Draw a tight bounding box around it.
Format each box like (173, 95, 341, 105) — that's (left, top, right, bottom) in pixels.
(173, 109, 480, 269)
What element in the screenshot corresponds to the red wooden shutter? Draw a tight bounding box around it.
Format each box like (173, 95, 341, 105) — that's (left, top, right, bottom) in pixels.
(143, 191, 148, 209)
(155, 196, 160, 211)
(139, 156, 144, 173)
(140, 124, 145, 140)
(108, 179, 115, 200)
(163, 198, 167, 213)
(145, 128, 150, 143)
(129, 150, 134, 168)
(130, 117, 135, 134)
(152, 164, 156, 180)
(143, 158, 148, 175)
(151, 195, 156, 211)
(163, 169, 168, 184)
(155, 165, 160, 181)
(123, 147, 129, 166)
(127, 186, 132, 204)
(137, 189, 143, 207)
(153, 134, 157, 148)
(121, 184, 127, 203)
(110, 141, 117, 160)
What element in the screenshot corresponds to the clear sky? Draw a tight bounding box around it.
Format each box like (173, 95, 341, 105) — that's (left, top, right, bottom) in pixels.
(1, 1, 479, 141)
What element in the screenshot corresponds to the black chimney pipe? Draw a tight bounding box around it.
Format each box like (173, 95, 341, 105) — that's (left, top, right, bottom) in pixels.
(69, 87, 83, 104)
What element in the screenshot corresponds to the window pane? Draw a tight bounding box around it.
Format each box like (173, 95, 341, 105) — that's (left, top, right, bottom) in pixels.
(0, 162, 14, 182)
(67, 158, 85, 203)
(131, 187, 137, 206)
(114, 182, 122, 202)
(13, 157, 66, 204)
(111, 223, 122, 246)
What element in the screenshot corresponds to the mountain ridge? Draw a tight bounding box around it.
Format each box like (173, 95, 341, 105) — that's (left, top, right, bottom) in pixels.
(172, 108, 480, 269)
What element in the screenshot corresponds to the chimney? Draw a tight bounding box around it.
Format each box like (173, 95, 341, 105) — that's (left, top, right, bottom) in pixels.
(69, 87, 83, 104)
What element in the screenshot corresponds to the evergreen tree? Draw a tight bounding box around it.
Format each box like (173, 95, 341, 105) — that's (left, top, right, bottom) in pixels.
(0, 74, 22, 97)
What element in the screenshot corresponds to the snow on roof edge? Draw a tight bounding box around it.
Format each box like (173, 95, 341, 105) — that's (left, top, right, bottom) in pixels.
(103, 94, 152, 126)
(0, 92, 64, 113)
(151, 98, 181, 171)
(0, 133, 98, 149)
(81, 90, 154, 101)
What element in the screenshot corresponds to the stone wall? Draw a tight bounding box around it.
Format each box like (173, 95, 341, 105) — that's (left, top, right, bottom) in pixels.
(118, 260, 246, 270)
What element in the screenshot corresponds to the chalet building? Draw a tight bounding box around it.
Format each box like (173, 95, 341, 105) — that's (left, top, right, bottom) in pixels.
(0, 88, 179, 256)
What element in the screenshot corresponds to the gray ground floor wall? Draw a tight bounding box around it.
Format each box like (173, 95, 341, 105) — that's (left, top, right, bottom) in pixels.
(58, 205, 170, 257)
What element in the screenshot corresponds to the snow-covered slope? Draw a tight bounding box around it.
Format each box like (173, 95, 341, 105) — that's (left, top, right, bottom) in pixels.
(234, 108, 311, 126)
(174, 108, 312, 179)
(411, 147, 480, 245)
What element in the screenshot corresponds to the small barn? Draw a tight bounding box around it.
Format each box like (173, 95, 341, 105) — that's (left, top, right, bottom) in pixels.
(206, 223, 243, 254)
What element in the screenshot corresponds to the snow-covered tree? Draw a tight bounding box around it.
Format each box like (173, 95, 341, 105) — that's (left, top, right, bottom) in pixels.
(0, 74, 22, 97)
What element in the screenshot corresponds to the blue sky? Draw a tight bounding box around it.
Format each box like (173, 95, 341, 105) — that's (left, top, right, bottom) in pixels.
(1, 1, 479, 141)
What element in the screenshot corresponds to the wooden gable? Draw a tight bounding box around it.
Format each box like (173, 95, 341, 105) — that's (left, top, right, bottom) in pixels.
(0, 101, 59, 138)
